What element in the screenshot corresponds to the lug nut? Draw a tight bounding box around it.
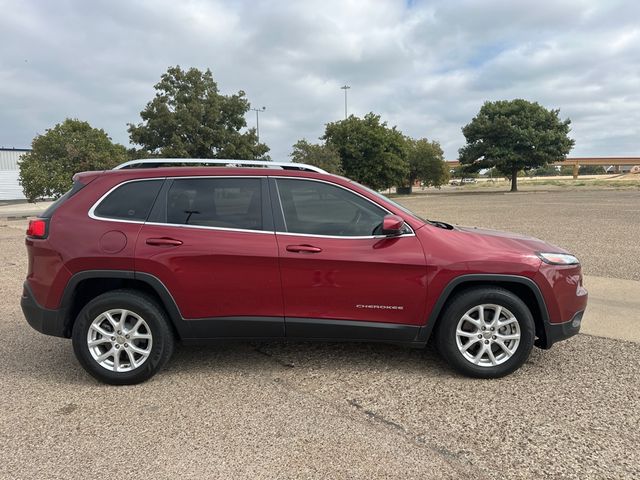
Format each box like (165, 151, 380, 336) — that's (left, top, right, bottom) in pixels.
(117, 330, 122, 335)
(110, 337, 115, 341)
(124, 343, 128, 348)
(484, 340, 490, 344)
(492, 335, 497, 340)
(481, 326, 486, 331)
(115, 344, 120, 349)
(490, 327, 495, 331)
(125, 335, 130, 339)
(477, 334, 483, 339)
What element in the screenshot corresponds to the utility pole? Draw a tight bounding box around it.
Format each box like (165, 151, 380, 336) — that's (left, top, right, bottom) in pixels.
(340, 85, 350, 119)
(251, 106, 266, 143)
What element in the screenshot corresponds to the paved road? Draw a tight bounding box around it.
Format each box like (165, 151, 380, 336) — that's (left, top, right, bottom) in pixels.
(2, 188, 639, 479)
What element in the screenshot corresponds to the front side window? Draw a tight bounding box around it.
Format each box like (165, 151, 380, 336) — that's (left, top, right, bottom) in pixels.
(276, 179, 390, 237)
(350, 180, 425, 225)
(93, 180, 163, 221)
(166, 178, 263, 231)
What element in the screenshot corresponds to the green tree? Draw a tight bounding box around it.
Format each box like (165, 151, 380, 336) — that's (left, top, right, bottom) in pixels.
(126, 147, 157, 160)
(405, 138, 449, 192)
(459, 99, 574, 191)
(19, 119, 126, 201)
(451, 164, 479, 180)
(128, 66, 269, 159)
(290, 139, 343, 174)
(323, 113, 408, 190)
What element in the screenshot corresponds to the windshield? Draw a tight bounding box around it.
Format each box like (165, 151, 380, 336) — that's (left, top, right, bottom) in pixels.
(349, 180, 426, 224)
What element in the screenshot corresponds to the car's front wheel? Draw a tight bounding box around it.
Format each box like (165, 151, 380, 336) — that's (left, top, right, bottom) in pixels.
(72, 290, 174, 385)
(435, 287, 535, 378)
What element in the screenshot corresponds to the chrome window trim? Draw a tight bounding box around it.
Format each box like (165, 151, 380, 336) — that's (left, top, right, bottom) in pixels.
(88, 178, 164, 224)
(88, 176, 270, 232)
(272, 176, 415, 239)
(144, 221, 274, 235)
(274, 231, 413, 240)
(88, 175, 416, 239)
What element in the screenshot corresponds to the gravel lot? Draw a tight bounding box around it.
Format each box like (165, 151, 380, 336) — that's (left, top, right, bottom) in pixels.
(1, 189, 639, 479)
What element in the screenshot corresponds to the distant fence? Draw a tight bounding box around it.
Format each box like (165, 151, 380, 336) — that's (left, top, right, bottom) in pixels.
(446, 157, 640, 179)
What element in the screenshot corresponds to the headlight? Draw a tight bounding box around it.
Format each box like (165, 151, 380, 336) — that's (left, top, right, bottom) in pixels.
(536, 252, 580, 265)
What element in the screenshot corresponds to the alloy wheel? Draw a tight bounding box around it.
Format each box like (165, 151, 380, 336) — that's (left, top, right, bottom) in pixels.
(455, 304, 521, 367)
(86, 309, 153, 372)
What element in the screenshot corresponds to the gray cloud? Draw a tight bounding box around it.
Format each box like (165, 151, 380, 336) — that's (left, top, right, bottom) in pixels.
(1, 0, 638, 160)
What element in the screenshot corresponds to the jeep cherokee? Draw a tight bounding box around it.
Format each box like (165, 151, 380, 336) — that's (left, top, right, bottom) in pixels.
(21, 159, 588, 384)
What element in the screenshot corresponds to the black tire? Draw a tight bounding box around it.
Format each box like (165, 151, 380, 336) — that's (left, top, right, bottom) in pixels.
(435, 287, 535, 378)
(72, 289, 175, 385)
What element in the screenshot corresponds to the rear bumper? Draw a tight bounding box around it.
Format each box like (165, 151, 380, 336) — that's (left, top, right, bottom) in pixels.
(21, 282, 67, 338)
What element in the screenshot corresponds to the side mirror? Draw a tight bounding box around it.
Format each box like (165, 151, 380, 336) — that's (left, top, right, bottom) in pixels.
(381, 214, 405, 236)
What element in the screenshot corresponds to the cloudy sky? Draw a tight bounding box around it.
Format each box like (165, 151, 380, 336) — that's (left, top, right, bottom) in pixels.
(1, 0, 638, 160)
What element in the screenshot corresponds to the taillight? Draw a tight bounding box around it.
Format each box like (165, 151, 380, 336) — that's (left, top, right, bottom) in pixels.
(26, 219, 48, 239)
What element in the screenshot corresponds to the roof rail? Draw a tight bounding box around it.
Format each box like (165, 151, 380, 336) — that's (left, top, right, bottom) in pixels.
(113, 158, 327, 174)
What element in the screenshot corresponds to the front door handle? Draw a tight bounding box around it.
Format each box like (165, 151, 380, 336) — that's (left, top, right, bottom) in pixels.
(286, 244, 322, 253)
(146, 237, 183, 247)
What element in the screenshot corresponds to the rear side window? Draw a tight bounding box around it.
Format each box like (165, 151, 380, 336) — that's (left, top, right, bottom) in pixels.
(166, 178, 263, 231)
(42, 181, 86, 218)
(93, 180, 163, 221)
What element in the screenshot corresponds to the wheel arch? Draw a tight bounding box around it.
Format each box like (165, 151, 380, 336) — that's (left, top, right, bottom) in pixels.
(60, 270, 184, 339)
(417, 274, 551, 348)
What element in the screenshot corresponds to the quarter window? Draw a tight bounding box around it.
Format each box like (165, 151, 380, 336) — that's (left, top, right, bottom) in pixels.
(93, 180, 163, 221)
(166, 178, 263, 231)
(276, 179, 388, 236)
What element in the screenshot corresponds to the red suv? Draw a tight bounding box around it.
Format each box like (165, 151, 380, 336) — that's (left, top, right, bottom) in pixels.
(21, 159, 587, 384)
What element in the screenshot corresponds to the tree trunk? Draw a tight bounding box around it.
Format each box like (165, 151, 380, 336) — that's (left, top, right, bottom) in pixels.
(510, 167, 518, 192)
(402, 176, 415, 195)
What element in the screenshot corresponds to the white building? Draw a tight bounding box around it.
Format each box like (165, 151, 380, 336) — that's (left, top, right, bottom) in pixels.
(0, 148, 29, 200)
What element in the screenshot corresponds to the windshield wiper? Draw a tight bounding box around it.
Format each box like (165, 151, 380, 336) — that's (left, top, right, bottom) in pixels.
(427, 219, 454, 230)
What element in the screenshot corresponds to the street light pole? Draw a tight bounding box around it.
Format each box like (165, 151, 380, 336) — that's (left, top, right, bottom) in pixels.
(340, 85, 350, 119)
(251, 106, 266, 143)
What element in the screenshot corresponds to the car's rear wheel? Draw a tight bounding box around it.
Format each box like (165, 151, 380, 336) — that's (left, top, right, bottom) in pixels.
(72, 290, 174, 385)
(435, 287, 535, 378)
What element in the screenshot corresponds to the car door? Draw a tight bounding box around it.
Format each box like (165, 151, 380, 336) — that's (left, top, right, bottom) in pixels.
(135, 176, 284, 339)
(271, 177, 428, 341)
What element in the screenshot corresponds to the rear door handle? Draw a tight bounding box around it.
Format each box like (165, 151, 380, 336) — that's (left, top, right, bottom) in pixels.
(286, 244, 322, 253)
(146, 237, 183, 247)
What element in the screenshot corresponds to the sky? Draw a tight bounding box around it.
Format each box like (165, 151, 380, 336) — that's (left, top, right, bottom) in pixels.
(1, 0, 639, 161)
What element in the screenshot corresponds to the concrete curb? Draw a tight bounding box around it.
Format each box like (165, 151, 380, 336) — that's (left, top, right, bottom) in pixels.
(580, 275, 640, 343)
(0, 214, 38, 221)
(0, 202, 52, 220)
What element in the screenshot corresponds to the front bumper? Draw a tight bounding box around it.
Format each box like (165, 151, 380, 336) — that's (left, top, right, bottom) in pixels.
(21, 282, 67, 338)
(537, 310, 584, 349)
